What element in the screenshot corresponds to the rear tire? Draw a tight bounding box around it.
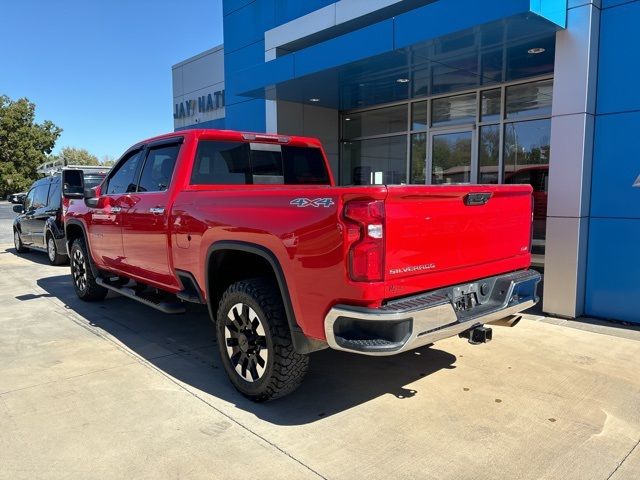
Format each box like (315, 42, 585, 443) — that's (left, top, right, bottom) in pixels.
(47, 234, 67, 266)
(70, 237, 108, 302)
(14, 229, 28, 253)
(216, 278, 309, 402)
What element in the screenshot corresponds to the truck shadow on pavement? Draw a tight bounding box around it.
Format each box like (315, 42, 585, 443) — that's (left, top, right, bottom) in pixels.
(4, 247, 68, 266)
(37, 274, 457, 426)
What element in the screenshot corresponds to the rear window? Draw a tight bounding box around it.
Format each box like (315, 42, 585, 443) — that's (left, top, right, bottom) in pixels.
(191, 140, 329, 185)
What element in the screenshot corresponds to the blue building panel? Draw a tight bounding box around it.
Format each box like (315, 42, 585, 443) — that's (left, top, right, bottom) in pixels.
(394, 0, 564, 49)
(223, 0, 255, 16)
(274, 0, 335, 26)
(294, 20, 395, 78)
(591, 111, 640, 219)
(224, 98, 266, 132)
(601, 0, 637, 8)
(585, 218, 640, 323)
(223, 0, 276, 53)
(597, 1, 640, 115)
(225, 41, 269, 107)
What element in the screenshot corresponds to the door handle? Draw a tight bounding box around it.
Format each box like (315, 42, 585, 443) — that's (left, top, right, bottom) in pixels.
(110, 207, 122, 213)
(149, 207, 165, 215)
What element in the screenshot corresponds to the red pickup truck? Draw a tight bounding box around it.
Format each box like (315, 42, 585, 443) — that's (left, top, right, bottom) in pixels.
(62, 129, 540, 401)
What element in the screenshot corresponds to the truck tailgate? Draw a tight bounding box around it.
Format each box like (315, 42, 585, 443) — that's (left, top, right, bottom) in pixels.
(384, 185, 533, 282)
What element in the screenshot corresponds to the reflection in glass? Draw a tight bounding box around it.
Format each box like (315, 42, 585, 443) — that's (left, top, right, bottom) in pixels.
(410, 133, 427, 184)
(479, 125, 500, 184)
(481, 89, 501, 123)
(503, 118, 551, 242)
(412, 102, 428, 131)
(341, 136, 407, 185)
(431, 131, 472, 184)
(432, 93, 476, 126)
(342, 105, 407, 139)
(506, 79, 553, 119)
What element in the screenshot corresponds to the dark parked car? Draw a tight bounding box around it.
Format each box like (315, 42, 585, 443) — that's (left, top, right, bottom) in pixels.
(7, 192, 26, 204)
(13, 167, 108, 264)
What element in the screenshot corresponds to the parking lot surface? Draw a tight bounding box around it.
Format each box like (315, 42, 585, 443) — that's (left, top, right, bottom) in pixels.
(1, 201, 639, 480)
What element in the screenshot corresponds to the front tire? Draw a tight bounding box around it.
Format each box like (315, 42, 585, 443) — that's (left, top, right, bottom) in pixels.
(70, 237, 107, 301)
(14, 229, 28, 253)
(47, 234, 67, 266)
(216, 278, 309, 402)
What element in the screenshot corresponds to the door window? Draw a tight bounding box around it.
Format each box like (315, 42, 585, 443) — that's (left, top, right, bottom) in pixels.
(138, 144, 180, 192)
(341, 136, 407, 185)
(32, 184, 50, 209)
(104, 151, 143, 195)
(431, 131, 473, 184)
(24, 189, 36, 211)
(47, 180, 61, 209)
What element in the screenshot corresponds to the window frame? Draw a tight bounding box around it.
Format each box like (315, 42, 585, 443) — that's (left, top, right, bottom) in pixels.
(339, 74, 553, 186)
(135, 141, 182, 194)
(102, 147, 144, 196)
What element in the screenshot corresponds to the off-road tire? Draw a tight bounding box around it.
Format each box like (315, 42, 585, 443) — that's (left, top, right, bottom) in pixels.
(216, 278, 309, 402)
(14, 229, 28, 253)
(47, 233, 67, 266)
(70, 237, 108, 302)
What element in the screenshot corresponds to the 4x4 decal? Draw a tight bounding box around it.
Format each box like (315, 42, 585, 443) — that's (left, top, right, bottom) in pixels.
(290, 198, 335, 208)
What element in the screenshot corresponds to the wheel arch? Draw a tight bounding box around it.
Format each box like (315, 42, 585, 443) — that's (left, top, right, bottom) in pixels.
(205, 241, 327, 354)
(65, 220, 100, 277)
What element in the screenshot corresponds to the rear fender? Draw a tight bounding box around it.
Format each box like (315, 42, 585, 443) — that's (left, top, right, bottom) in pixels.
(205, 240, 327, 354)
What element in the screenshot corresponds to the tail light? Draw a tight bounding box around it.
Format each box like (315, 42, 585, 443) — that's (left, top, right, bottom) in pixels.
(344, 200, 385, 282)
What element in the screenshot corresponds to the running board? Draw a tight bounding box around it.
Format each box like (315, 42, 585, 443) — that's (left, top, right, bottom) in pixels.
(96, 278, 186, 314)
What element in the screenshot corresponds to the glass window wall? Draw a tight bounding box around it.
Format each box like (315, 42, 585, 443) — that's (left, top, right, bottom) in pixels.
(340, 77, 553, 259)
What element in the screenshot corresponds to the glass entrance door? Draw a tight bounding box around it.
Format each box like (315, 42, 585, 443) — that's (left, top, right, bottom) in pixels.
(429, 129, 475, 184)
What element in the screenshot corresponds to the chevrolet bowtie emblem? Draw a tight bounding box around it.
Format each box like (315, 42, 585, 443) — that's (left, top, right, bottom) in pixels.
(634, 174, 640, 188)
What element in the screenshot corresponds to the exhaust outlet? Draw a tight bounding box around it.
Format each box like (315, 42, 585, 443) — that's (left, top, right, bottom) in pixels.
(489, 315, 522, 328)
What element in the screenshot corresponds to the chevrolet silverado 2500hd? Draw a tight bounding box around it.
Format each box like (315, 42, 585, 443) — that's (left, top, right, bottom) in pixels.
(62, 129, 541, 401)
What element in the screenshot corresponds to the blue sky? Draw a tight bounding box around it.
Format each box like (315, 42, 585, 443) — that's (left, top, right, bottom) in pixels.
(0, 0, 223, 160)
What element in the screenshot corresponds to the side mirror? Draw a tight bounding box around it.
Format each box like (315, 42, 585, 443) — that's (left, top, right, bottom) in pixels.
(62, 169, 85, 199)
(13, 204, 24, 214)
(84, 187, 100, 208)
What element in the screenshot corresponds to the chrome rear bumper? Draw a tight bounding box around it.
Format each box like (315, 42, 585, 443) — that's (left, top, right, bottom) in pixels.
(324, 269, 541, 356)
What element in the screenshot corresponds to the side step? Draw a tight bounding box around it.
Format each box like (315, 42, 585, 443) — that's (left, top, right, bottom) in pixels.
(96, 278, 186, 314)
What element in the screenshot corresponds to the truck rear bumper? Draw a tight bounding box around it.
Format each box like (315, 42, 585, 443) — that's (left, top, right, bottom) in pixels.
(324, 269, 541, 356)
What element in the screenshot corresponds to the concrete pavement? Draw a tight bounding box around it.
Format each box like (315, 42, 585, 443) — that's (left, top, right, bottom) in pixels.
(1, 202, 639, 480)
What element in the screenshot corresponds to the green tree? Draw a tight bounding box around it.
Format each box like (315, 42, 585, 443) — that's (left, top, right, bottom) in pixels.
(0, 95, 62, 197)
(54, 146, 100, 166)
(100, 155, 116, 167)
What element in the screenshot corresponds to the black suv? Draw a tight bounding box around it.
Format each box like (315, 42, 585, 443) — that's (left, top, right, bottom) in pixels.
(13, 167, 108, 264)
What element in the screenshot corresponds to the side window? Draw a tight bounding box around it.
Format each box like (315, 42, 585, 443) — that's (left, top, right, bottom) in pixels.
(137, 144, 181, 192)
(104, 151, 143, 195)
(48, 180, 61, 209)
(191, 141, 251, 185)
(33, 184, 49, 209)
(24, 188, 35, 211)
(282, 146, 330, 185)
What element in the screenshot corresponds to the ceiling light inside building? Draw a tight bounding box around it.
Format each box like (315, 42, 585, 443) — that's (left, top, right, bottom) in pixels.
(309, 98, 320, 102)
(345, 117, 352, 121)
(396, 78, 410, 83)
(528, 47, 546, 55)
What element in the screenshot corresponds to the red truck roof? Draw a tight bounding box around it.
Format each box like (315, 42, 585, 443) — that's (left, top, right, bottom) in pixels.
(137, 129, 323, 149)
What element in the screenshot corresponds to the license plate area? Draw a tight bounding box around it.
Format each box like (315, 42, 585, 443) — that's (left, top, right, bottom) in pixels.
(451, 283, 479, 312)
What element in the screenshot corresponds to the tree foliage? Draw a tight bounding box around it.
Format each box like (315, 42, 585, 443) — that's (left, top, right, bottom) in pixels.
(54, 146, 100, 166)
(0, 95, 62, 197)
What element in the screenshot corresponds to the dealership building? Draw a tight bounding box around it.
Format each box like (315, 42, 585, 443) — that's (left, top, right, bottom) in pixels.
(172, 0, 640, 324)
